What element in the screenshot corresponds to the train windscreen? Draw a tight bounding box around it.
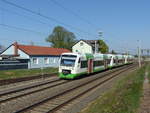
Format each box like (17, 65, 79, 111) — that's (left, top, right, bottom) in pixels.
(60, 55, 77, 66)
(61, 59, 75, 66)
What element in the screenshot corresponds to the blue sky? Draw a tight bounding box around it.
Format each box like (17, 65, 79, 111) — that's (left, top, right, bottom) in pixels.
(0, 0, 150, 54)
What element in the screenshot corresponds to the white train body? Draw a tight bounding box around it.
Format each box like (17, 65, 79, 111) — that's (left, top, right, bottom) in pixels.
(59, 52, 134, 79)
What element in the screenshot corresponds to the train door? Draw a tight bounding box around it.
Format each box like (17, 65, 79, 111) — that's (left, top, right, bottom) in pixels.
(88, 59, 93, 74)
(104, 59, 108, 69)
(116, 58, 118, 65)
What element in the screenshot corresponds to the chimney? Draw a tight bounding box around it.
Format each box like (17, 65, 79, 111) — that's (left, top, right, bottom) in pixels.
(14, 42, 18, 56)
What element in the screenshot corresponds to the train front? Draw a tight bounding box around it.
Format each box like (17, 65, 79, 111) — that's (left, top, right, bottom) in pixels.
(59, 53, 79, 79)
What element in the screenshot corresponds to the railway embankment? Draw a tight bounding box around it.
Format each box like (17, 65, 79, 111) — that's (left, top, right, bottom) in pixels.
(0, 64, 136, 113)
(147, 63, 150, 82)
(0, 67, 58, 87)
(81, 64, 146, 113)
(0, 67, 57, 80)
(138, 63, 150, 113)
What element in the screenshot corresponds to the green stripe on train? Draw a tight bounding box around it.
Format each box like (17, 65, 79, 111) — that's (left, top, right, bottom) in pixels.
(93, 67, 105, 72)
(85, 53, 94, 59)
(59, 71, 87, 79)
(59, 67, 106, 79)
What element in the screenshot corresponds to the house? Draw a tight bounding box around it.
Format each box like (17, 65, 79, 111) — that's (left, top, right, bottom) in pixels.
(72, 39, 100, 54)
(0, 42, 70, 69)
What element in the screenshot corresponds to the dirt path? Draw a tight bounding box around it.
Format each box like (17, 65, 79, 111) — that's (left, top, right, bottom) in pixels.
(139, 71, 150, 113)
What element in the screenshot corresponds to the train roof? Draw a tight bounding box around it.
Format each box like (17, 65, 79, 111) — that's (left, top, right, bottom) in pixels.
(61, 52, 94, 60)
(103, 54, 116, 59)
(61, 52, 134, 60)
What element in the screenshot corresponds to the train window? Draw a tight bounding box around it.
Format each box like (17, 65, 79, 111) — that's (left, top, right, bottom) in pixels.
(93, 60, 104, 67)
(114, 59, 118, 63)
(118, 59, 123, 63)
(78, 58, 81, 63)
(81, 61, 88, 68)
(107, 59, 111, 64)
(62, 55, 77, 58)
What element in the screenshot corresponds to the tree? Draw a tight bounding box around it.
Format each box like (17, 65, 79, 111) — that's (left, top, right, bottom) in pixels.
(30, 41, 34, 46)
(46, 26, 76, 50)
(111, 50, 116, 54)
(98, 40, 109, 53)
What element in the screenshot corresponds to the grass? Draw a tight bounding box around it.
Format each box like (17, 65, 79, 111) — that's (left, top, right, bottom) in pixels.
(146, 63, 150, 82)
(81, 64, 146, 113)
(0, 67, 58, 80)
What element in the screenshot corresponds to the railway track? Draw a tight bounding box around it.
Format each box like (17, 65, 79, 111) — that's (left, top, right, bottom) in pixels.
(17, 64, 136, 113)
(0, 64, 136, 113)
(0, 77, 71, 104)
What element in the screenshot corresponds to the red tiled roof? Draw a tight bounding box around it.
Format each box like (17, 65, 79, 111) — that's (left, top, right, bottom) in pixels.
(13, 43, 70, 56)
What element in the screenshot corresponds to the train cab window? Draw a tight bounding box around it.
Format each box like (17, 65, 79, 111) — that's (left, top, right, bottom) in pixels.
(61, 59, 75, 66)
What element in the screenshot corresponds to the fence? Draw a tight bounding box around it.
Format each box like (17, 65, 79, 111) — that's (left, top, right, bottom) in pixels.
(0, 59, 28, 70)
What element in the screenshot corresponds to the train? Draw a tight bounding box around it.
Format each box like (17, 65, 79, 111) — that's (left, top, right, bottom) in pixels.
(58, 52, 134, 79)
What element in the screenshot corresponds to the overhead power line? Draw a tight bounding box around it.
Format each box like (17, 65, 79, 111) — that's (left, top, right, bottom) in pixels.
(0, 7, 84, 38)
(49, 0, 101, 30)
(0, 7, 53, 27)
(0, 23, 48, 35)
(1, 0, 96, 37)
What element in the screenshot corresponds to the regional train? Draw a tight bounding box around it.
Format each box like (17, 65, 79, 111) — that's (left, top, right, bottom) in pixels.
(58, 52, 134, 79)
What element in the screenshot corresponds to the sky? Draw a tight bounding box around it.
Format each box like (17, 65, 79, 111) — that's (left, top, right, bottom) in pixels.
(0, 0, 150, 54)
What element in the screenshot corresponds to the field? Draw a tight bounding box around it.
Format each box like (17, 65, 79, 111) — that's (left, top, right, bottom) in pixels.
(81, 64, 146, 113)
(0, 68, 58, 80)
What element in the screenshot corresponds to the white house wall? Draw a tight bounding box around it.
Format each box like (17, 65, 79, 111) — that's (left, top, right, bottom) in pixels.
(29, 56, 60, 69)
(1, 44, 61, 69)
(1, 45, 15, 55)
(18, 49, 29, 59)
(1, 45, 29, 59)
(72, 40, 93, 54)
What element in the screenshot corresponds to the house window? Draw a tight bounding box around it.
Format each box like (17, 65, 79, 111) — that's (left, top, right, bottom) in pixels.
(44, 58, 49, 64)
(53, 58, 56, 63)
(33, 58, 38, 64)
(49, 58, 53, 63)
(80, 42, 83, 46)
(50, 58, 55, 64)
